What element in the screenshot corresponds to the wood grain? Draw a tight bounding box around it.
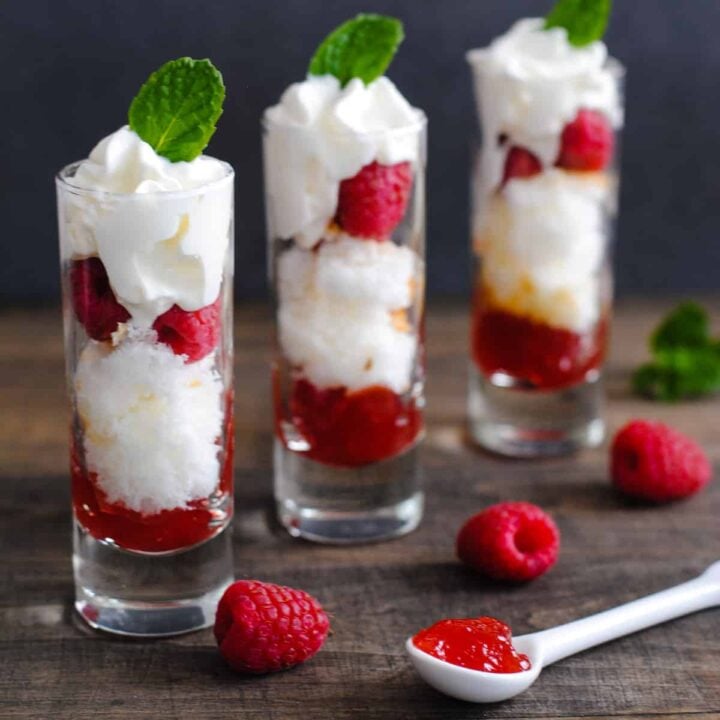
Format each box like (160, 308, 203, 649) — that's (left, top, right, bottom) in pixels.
(1, 299, 719, 720)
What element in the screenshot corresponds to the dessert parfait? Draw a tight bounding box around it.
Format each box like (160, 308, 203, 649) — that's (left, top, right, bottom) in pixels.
(57, 58, 234, 634)
(466, 0, 623, 454)
(263, 15, 426, 542)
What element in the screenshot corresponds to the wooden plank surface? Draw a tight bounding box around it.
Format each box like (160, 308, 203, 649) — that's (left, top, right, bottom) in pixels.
(1, 299, 719, 720)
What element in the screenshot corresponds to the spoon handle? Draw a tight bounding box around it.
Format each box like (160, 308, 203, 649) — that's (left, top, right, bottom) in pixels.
(526, 565, 720, 667)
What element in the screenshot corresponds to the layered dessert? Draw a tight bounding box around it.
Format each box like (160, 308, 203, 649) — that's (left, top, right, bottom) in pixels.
(467, 14, 622, 390)
(58, 58, 233, 553)
(264, 15, 425, 468)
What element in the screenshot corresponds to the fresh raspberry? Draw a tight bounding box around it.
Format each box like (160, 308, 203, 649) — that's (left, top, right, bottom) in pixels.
(502, 146, 542, 185)
(611, 420, 712, 503)
(214, 579, 330, 674)
(456, 502, 560, 582)
(70, 258, 130, 341)
(152, 297, 221, 362)
(556, 109, 613, 171)
(335, 161, 413, 238)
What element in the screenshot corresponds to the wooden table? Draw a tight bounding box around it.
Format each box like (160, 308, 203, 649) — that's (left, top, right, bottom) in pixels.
(1, 300, 719, 720)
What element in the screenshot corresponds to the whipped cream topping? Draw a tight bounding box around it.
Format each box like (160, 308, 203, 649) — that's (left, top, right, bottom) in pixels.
(477, 170, 610, 330)
(75, 332, 223, 514)
(277, 236, 421, 392)
(264, 75, 423, 248)
(468, 18, 623, 190)
(61, 126, 233, 327)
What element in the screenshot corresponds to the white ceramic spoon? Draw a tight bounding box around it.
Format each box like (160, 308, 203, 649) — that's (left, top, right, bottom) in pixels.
(406, 560, 720, 703)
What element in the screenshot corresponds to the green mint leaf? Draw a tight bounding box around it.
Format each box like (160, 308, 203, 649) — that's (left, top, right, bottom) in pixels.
(544, 0, 612, 47)
(651, 301, 710, 352)
(308, 14, 404, 87)
(633, 301, 720, 402)
(128, 57, 225, 163)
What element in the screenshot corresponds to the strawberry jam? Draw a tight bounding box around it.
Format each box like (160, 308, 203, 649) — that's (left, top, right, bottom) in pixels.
(413, 617, 531, 673)
(472, 305, 608, 390)
(71, 397, 234, 554)
(277, 377, 422, 467)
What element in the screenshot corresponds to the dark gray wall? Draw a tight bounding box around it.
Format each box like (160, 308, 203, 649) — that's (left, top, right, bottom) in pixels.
(3, 0, 720, 302)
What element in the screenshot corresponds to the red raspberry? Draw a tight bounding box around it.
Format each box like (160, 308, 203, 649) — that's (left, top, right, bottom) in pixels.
(152, 297, 221, 362)
(335, 161, 413, 238)
(556, 109, 613, 171)
(70, 257, 130, 341)
(214, 580, 330, 674)
(456, 502, 560, 582)
(502, 146, 542, 185)
(611, 420, 712, 503)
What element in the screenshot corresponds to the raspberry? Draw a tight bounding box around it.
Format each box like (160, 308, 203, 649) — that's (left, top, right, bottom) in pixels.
(335, 161, 413, 238)
(456, 502, 560, 582)
(214, 580, 330, 674)
(152, 297, 221, 362)
(556, 109, 613, 171)
(70, 258, 130, 341)
(611, 420, 712, 503)
(502, 146, 542, 185)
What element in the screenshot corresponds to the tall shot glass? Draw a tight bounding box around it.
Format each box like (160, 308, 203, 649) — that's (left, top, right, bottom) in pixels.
(56, 163, 234, 636)
(263, 116, 427, 543)
(466, 54, 624, 457)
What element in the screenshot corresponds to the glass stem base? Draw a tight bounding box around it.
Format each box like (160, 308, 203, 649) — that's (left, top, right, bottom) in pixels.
(468, 365, 605, 457)
(274, 439, 423, 544)
(73, 521, 233, 637)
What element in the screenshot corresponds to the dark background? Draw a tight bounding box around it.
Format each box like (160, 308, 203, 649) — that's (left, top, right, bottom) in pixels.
(3, 0, 720, 303)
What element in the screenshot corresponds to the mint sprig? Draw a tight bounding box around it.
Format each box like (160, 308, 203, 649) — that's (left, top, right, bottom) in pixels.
(128, 57, 225, 163)
(545, 0, 612, 47)
(633, 302, 720, 402)
(308, 14, 404, 87)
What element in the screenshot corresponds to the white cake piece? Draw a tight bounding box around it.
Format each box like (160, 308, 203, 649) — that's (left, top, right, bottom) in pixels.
(277, 236, 420, 392)
(75, 333, 223, 514)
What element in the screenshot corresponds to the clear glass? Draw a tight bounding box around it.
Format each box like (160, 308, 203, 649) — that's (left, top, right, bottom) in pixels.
(56, 162, 234, 635)
(467, 59, 625, 457)
(263, 115, 427, 543)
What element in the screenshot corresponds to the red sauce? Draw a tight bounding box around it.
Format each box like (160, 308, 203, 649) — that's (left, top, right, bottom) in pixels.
(471, 304, 608, 390)
(277, 376, 423, 467)
(71, 394, 234, 554)
(413, 617, 531, 673)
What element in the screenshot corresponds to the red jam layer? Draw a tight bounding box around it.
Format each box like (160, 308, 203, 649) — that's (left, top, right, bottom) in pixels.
(413, 617, 531, 674)
(277, 377, 422, 468)
(71, 397, 234, 554)
(472, 305, 608, 390)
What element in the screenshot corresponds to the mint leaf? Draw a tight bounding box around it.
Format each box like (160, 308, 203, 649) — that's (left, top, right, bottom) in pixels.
(128, 57, 225, 163)
(632, 301, 720, 402)
(651, 301, 709, 352)
(308, 14, 404, 87)
(545, 0, 612, 47)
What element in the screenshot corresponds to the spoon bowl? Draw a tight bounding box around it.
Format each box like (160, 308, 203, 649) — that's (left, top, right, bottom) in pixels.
(405, 635, 541, 703)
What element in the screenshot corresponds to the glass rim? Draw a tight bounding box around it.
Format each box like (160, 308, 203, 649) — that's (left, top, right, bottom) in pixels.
(466, 50, 626, 78)
(261, 107, 427, 138)
(55, 158, 234, 199)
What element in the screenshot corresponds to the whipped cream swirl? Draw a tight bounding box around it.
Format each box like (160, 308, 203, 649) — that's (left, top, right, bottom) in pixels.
(263, 75, 424, 248)
(61, 126, 233, 327)
(467, 18, 623, 190)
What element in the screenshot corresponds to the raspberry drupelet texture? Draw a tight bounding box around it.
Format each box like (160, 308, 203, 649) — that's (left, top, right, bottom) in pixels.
(611, 420, 712, 503)
(335, 161, 413, 239)
(502, 146, 542, 185)
(214, 580, 330, 674)
(70, 258, 130, 341)
(556, 109, 613, 172)
(153, 296, 221, 363)
(456, 502, 560, 582)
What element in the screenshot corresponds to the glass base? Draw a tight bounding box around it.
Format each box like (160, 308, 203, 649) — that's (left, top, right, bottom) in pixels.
(73, 521, 234, 637)
(274, 439, 423, 544)
(468, 365, 605, 457)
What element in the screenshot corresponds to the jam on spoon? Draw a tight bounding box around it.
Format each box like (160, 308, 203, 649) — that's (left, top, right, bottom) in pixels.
(412, 617, 531, 673)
